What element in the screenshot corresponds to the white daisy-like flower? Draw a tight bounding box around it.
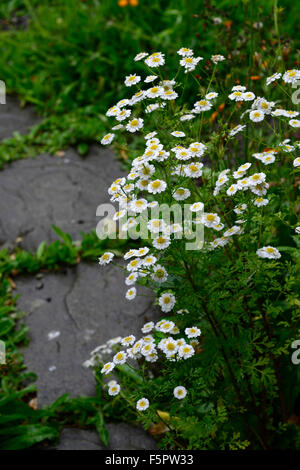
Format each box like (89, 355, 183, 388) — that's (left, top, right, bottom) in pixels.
(256, 246, 281, 259)
(137, 247, 150, 257)
(138, 163, 155, 178)
(266, 72, 282, 86)
(162, 89, 178, 100)
(171, 131, 186, 138)
(124, 74, 141, 87)
(229, 124, 246, 136)
(180, 56, 203, 72)
(158, 320, 175, 334)
(141, 343, 156, 357)
(173, 187, 191, 201)
(145, 352, 158, 363)
(130, 90, 146, 104)
(151, 265, 168, 283)
(211, 54, 225, 64)
(177, 47, 194, 57)
(185, 162, 203, 178)
(238, 162, 252, 172)
(116, 98, 130, 108)
(116, 108, 131, 122)
(148, 179, 167, 194)
(162, 338, 178, 357)
(121, 335, 136, 347)
(145, 75, 158, 83)
(180, 114, 195, 122)
(223, 225, 241, 237)
(205, 91, 218, 100)
(185, 326, 201, 338)
(146, 86, 163, 98)
(170, 223, 183, 234)
(143, 255, 157, 267)
(293, 157, 300, 167)
(228, 91, 244, 101)
(129, 198, 148, 213)
(271, 109, 285, 117)
(232, 85, 246, 92)
(178, 344, 195, 359)
(190, 202, 204, 212)
(248, 173, 266, 186)
(216, 174, 229, 187)
(145, 104, 160, 114)
(242, 91, 255, 101)
(261, 154, 276, 165)
(253, 197, 269, 207)
(289, 119, 300, 128)
(101, 362, 115, 375)
(282, 69, 300, 84)
(108, 383, 120, 396)
(194, 99, 212, 112)
(145, 131, 157, 140)
(282, 110, 299, 118)
(134, 52, 149, 61)
(112, 124, 124, 131)
(125, 287, 137, 300)
(106, 106, 120, 117)
(98, 252, 114, 265)
(101, 133, 115, 145)
(113, 351, 127, 364)
(126, 258, 142, 272)
(233, 169, 246, 179)
(107, 380, 117, 387)
(126, 118, 144, 133)
(234, 204, 247, 214)
(145, 52, 165, 67)
(175, 149, 192, 161)
(142, 322, 155, 334)
(250, 110, 265, 122)
(202, 213, 220, 228)
(252, 97, 274, 114)
(125, 272, 138, 286)
(147, 218, 167, 234)
(136, 398, 149, 411)
(173, 386, 187, 399)
(113, 209, 126, 221)
(251, 182, 269, 196)
(124, 249, 139, 260)
(158, 293, 176, 312)
(153, 235, 171, 250)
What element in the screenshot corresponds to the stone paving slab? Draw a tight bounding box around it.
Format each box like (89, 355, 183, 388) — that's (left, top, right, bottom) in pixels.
(0, 146, 124, 249)
(1, 94, 158, 449)
(52, 425, 156, 450)
(16, 263, 157, 406)
(0, 96, 40, 140)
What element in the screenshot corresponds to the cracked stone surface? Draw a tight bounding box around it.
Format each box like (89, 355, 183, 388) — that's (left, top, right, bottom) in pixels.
(16, 263, 157, 406)
(1, 95, 158, 449)
(0, 146, 125, 250)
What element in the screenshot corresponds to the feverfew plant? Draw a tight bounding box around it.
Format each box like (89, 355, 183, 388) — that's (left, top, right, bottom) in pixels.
(88, 49, 300, 450)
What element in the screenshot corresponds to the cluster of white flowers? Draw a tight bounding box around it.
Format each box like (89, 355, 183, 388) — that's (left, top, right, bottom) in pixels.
(85, 318, 201, 375)
(100, 51, 300, 310)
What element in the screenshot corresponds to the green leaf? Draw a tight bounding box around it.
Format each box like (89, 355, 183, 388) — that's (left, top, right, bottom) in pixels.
(95, 411, 109, 447)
